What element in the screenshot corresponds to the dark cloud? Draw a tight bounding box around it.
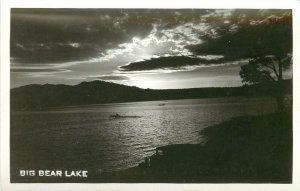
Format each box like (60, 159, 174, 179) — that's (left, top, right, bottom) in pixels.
(11, 9, 152, 63)
(10, 9, 210, 64)
(11, 68, 66, 73)
(186, 11, 292, 59)
(91, 75, 129, 81)
(120, 56, 231, 71)
(11, 43, 101, 64)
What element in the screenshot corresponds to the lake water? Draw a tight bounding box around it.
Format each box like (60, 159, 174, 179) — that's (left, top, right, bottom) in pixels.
(11, 97, 277, 176)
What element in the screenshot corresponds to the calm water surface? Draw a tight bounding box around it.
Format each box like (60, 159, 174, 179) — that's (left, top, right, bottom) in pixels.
(11, 97, 277, 174)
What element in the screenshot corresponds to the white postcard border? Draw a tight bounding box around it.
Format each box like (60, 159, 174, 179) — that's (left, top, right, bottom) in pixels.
(1, 0, 300, 190)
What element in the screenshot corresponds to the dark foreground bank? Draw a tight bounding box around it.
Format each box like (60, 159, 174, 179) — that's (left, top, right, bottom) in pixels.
(94, 111, 292, 183)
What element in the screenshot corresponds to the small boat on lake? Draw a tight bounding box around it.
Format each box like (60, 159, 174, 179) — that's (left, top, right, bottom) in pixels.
(158, 103, 165, 106)
(109, 113, 141, 119)
(110, 113, 121, 118)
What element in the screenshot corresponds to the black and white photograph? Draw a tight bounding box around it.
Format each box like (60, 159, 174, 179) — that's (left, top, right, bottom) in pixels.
(1, 3, 297, 188)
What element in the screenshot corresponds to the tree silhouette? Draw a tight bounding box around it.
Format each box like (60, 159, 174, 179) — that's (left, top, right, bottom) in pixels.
(239, 13, 292, 112)
(240, 54, 292, 111)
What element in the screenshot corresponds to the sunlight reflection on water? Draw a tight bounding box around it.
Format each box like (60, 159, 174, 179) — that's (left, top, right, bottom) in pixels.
(11, 97, 276, 172)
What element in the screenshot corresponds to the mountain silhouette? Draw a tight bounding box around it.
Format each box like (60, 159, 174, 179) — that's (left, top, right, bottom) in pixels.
(11, 80, 292, 110)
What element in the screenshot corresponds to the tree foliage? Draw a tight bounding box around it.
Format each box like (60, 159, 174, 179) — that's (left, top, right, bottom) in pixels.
(240, 53, 292, 112)
(240, 54, 292, 85)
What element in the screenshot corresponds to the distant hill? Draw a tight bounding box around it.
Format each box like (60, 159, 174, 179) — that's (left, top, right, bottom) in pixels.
(10, 80, 292, 110)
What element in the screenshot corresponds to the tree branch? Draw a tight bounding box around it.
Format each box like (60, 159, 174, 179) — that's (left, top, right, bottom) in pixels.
(259, 57, 279, 80)
(261, 71, 276, 82)
(271, 63, 279, 80)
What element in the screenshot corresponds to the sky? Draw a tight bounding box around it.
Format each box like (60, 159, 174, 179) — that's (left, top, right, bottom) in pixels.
(10, 9, 292, 89)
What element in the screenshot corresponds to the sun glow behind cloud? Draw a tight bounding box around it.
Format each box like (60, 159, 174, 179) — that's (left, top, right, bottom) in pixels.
(97, 22, 209, 63)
